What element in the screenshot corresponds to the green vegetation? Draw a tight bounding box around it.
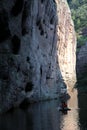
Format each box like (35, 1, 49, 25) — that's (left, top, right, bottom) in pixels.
(77, 35, 87, 52)
(68, 0, 87, 48)
(68, 1, 87, 90)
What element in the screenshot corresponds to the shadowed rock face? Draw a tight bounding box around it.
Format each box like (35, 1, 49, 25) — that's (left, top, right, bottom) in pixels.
(0, 9, 11, 43)
(0, 0, 76, 113)
(77, 43, 87, 76)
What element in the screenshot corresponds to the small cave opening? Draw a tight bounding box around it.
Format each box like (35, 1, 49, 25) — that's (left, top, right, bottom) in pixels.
(43, 19, 45, 24)
(40, 66, 42, 76)
(25, 82, 33, 92)
(46, 76, 50, 80)
(41, 0, 44, 4)
(0, 72, 9, 80)
(0, 10, 11, 43)
(40, 30, 44, 36)
(39, 23, 42, 30)
(17, 66, 20, 72)
(50, 17, 54, 24)
(11, 0, 24, 16)
(36, 19, 41, 26)
(36, 18, 44, 36)
(26, 56, 30, 62)
(53, 0, 56, 3)
(11, 35, 21, 54)
(22, 1, 28, 36)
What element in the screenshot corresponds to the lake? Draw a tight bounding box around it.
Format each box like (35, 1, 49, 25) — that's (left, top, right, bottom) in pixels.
(0, 88, 87, 130)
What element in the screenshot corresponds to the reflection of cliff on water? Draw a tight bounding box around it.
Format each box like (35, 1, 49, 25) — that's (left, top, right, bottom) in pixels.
(78, 92, 87, 129)
(0, 88, 82, 130)
(0, 100, 61, 130)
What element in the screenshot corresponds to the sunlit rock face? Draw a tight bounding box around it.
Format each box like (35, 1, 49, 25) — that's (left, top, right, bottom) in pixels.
(77, 43, 87, 76)
(0, 0, 76, 112)
(56, 0, 76, 88)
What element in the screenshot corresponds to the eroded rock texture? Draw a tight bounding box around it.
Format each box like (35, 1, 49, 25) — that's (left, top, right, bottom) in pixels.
(0, 0, 76, 112)
(57, 0, 76, 88)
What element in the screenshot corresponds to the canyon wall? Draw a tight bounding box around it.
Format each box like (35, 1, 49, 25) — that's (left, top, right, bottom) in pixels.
(57, 0, 76, 88)
(0, 0, 76, 113)
(77, 43, 87, 76)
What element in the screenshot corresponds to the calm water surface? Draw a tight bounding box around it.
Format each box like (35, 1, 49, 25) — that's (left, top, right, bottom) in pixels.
(0, 89, 87, 130)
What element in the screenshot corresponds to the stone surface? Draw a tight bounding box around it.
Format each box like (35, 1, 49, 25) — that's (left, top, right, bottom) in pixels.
(57, 0, 77, 88)
(77, 42, 87, 76)
(0, 0, 76, 113)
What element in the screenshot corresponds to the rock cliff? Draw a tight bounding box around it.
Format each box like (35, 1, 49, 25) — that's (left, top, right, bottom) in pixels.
(77, 42, 87, 76)
(0, 0, 76, 112)
(57, 0, 76, 88)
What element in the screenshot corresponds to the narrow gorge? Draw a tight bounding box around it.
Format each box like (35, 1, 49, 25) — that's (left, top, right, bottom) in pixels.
(0, 0, 76, 113)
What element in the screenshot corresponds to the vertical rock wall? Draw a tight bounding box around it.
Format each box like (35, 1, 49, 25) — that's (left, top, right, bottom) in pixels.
(56, 0, 77, 88)
(77, 43, 87, 75)
(0, 0, 76, 112)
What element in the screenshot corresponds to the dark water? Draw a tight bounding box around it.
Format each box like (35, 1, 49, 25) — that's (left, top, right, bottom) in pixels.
(0, 89, 87, 130)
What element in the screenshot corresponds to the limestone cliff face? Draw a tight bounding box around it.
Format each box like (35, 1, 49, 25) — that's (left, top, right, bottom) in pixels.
(0, 0, 76, 112)
(56, 0, 76, 88)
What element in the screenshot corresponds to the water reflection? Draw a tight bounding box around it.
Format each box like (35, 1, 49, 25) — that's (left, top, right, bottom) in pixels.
(0, 89, 83, 130)
(78, 93, 87, 129)
(60, 89, 80, 130)
(0, 101, 61, 130)
(60, 109, 80, 130)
